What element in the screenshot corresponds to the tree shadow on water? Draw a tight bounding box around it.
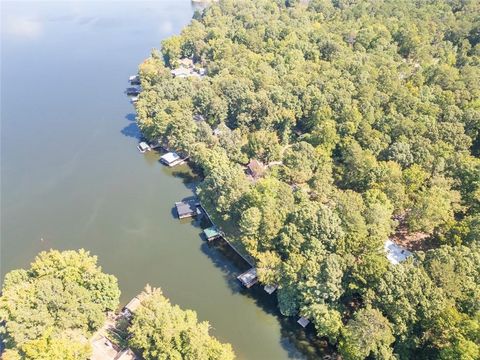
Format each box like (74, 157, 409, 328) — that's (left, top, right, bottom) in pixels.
(125, 113, 136, 122)
(121, 122, 142, 139)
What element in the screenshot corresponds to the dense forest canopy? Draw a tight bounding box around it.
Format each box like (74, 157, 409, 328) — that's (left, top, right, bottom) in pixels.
(0, 250, 120, 359)
(135, 0, 480, 358)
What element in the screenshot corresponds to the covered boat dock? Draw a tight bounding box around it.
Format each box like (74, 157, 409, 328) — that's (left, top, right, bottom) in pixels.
(297, 317, 310, 328)
(264, 284, 278, 294)
(160, 152, 183, 167)
(175, 200, 200, 219)
(203, 226, 222, 241)
(237, 267, 258, 288)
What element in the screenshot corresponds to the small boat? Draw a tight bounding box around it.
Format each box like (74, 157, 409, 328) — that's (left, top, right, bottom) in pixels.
(137, 142, 151, 153)
(130, 96, 138, 104)
(126, 86, 140, 96)
(129, 75, 140, 85)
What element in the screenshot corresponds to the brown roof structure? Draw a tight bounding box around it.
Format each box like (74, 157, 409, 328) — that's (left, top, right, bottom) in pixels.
(246, 159, 265, 179)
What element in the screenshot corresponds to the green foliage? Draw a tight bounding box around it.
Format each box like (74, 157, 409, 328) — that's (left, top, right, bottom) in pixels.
(128, 286, 235, 360)
(338, 307, 395, 360)
(0, 249, 120, 359)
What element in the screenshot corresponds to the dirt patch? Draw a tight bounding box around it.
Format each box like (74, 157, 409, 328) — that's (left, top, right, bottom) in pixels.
(391, 214, 438, 251)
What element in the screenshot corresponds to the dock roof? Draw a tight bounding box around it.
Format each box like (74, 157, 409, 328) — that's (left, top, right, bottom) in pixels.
(124, 297, 142, 314)
(264, 284, 278, 294)
(203, 226, 220, 240)
(175, 201, 197, 218)
(297, 317, 310, 328)
(237, 268, 258, 288)
(161, 152, 181, 164)
(138, 142, 150, 151)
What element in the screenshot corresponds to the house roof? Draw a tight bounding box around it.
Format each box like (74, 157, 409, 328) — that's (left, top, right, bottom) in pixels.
(247, 159, 265, 178)
(178, 58, 194, 68)
(193, 114, 205, 122)
(171, 67, 192, 77)
(384, 239, 412, 264)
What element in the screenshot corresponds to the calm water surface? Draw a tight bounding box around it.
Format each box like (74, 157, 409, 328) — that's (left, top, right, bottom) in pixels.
(1, 2, 322, 359)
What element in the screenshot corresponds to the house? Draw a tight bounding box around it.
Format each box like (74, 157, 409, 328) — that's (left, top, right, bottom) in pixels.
(171, 67, 192, 78)
(246, 159, 265, 179)
(116, 349, 138, 360)
(384, 239, 412, 264)
(160, 152, 181, 166)
(91, 334, 120, 360)
(237, 268, 258, 288)
(91, 334, 138, 360)
(178, 58, 194, 68)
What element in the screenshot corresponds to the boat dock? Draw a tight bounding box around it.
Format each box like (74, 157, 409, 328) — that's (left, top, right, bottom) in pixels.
(129, 74, 140, 85)
(137, 142, 151, 153)
(197, 203, 255, 267)
(237, 267, 258, 288)
(264, 284, 278, 294)
(175, 200, 201, 219)
(203, 226, 222, 241)
(160, 152, 186, 167)
(297, 316, 310, 328)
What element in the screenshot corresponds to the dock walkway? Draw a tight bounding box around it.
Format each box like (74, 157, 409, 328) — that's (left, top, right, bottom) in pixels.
(197, 204, 254, 267)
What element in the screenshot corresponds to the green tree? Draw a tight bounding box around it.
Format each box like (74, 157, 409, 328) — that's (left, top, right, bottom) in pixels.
(338, 307, 395, 360)
(246, 130, 282, 163)
(0, 249, 120, 358)
(128, 286, 235, 360)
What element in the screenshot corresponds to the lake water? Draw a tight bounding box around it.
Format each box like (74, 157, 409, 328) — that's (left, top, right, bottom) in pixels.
(1, 2, 324, 359)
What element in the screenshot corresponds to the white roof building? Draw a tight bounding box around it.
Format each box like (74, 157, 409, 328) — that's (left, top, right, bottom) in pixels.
(160, 152, 181, 166)
(384, 239, 412, 264)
